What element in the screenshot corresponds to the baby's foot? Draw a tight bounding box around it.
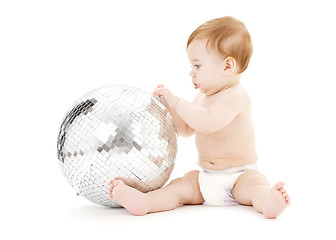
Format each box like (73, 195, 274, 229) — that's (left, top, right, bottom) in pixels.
(263, 182, 291, 219)
(109, 179, 149, 216)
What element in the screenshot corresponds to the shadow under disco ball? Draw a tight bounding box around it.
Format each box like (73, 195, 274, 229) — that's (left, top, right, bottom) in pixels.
(57, 85, 178, 207)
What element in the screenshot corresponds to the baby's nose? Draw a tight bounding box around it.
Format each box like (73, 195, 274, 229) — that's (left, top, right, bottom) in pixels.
(189, 70, 195, 78)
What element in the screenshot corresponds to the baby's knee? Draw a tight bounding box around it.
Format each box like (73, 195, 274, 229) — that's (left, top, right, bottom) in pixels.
(168, 171, 201, 204)
(243, 170, 269, 186)
(183, 170, 200, 179)
(169, 177, 185, 186)
(169, 173, 196, 189)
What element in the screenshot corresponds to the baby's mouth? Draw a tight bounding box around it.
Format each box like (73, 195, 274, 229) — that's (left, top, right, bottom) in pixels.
(193, 82, 199, 89)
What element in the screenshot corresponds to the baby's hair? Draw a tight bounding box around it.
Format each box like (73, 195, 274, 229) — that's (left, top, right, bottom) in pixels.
(187, 16, 253, 73)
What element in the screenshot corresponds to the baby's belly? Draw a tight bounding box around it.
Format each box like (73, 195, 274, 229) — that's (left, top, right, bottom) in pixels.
(195, 128, 258, 170)
(196, 136, 258, 170)
(199, 154, 257, 170)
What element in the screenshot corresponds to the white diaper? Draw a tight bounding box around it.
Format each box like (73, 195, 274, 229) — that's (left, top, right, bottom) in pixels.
(198, 163, 257, 207)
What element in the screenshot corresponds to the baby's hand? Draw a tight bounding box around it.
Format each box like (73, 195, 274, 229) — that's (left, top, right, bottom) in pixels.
(153, 84, 180, 109)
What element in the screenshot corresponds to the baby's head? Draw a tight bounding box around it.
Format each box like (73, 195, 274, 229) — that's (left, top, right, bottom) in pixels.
(187, 16, 253, 74)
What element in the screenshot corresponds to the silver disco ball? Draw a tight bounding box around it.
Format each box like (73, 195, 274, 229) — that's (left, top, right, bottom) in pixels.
(57, 85, 177, 207)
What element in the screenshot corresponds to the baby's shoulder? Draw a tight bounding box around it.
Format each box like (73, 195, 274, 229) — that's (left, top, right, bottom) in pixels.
(221, 84, 250, 103)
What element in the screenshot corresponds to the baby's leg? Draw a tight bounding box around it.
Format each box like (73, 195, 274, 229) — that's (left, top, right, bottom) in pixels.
(109, 170, 204, 216)
(233, 170, 291, 219)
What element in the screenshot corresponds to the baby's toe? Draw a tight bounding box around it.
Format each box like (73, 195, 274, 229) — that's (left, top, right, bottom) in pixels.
(274, 181, 285, 190)
(111, 178, 122, 187)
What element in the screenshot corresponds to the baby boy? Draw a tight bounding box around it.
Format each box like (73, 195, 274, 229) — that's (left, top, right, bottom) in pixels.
(109, 16, 290, 219)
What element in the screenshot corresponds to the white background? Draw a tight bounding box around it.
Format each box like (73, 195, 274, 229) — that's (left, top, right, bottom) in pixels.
(1, 0, 335, 239)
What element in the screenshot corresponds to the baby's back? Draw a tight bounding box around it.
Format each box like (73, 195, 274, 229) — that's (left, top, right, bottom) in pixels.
(195, 84, 258, 170)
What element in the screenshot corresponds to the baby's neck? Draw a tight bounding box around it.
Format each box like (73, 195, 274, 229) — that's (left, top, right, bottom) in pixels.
(229, 74, 241, 85)
(219, 75, 241, 93)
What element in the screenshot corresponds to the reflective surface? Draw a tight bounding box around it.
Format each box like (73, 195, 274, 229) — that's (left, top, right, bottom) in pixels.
(57, 85, 177, 207)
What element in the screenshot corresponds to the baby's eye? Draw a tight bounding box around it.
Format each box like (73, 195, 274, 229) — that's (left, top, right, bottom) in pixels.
(192, 64, 201, 69)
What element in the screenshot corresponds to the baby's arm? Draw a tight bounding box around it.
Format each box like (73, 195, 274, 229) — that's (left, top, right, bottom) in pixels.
(166, 104, 195, 137)
(175, 90, 246, 134)
(154, 85, 245, 134)
(153, 85, 195, 137)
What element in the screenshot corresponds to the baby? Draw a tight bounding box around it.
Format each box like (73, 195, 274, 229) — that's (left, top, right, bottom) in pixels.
(109, 16, 290, 219)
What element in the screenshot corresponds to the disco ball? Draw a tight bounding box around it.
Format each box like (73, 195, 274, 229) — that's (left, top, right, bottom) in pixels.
(57, 85, 178, 207)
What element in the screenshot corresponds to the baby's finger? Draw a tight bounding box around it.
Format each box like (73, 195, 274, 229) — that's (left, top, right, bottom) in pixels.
(154, 87, 166, 95)
(153, 87, 160, 93)
(153, 88, 161, 95)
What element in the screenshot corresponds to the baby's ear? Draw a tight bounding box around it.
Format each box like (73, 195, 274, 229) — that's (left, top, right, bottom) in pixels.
(223, 57, 237, 72)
